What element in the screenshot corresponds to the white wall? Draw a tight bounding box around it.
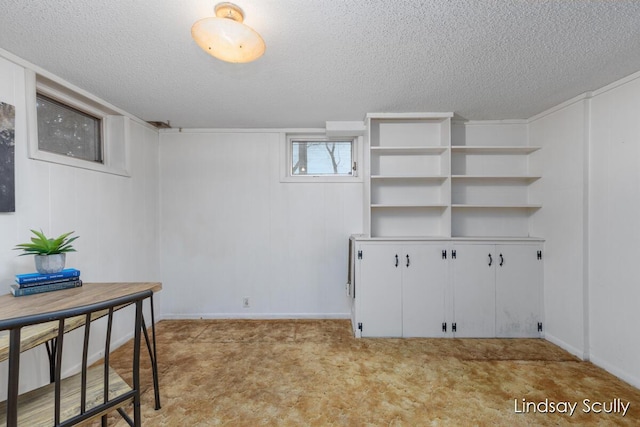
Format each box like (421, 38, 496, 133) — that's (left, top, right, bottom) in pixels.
(529, 71, 640, 388)
(0, 53, 160, 396)
(159, 130, 362, 318)
(588, 74, 640, 387)
(529, 98, 588, 358)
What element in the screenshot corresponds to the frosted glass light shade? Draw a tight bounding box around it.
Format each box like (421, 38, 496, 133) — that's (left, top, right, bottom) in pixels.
(191, 3, 265, 63)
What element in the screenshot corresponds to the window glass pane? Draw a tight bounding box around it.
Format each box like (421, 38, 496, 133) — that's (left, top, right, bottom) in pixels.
(36, 94, 102, 163)
(291, 140, 352, 175)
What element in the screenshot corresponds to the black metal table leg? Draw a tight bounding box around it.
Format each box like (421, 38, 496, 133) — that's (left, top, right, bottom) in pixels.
(45, 337, 58, 383)
(6, 328, 22, 427)
(142, 294, 161, 409)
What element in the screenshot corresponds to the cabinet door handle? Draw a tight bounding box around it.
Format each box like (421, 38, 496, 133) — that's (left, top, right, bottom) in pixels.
(488, 253, 493, 267)
(499, 253, 504, 267)
(406, 254, 410, 267)
(395, 254, 399, 268)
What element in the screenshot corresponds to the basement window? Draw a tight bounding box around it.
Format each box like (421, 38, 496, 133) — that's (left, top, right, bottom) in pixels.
(36, 94, 103, 163)
(26, 71, 130, 176)
(281, 134, 361, 183)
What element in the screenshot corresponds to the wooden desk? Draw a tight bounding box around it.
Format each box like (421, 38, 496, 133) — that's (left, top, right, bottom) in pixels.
(0, 282, 162, 410)
(0, 282, 162, 321)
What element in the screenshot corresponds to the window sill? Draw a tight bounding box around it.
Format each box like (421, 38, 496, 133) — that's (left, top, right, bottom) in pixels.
(280, 175, 362, 183)
(28, 149, 130, 177)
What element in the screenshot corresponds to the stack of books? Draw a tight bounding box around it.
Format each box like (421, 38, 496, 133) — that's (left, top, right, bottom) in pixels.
(10, 268, 82, 297)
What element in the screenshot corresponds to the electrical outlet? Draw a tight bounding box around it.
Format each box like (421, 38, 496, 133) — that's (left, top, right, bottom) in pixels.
(243, 297, 250, 308)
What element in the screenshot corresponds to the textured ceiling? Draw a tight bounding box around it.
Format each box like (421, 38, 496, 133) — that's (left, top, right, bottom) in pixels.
(1, 0, 640, 128)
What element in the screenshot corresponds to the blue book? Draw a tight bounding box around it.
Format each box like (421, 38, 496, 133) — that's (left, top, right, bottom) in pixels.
(15, 268, 81, 285)
(15, 276, 81, 289)
(10, 280, 83, 297)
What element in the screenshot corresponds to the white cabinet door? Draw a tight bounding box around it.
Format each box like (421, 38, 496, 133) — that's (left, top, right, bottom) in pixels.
(451, 244, 496, 337)
(402, 244, 448, 337)
(495, 244, 542, 337)
(356, 243, 403, 337)
(354, 239, 543, 339)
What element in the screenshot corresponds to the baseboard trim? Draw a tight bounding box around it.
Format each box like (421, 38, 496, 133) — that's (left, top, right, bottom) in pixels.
(589, 354, 640, 390)
(544, 333, 587, 360)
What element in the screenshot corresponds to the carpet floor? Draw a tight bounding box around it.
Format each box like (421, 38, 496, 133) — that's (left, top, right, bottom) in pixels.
(97, 319, 639, 426)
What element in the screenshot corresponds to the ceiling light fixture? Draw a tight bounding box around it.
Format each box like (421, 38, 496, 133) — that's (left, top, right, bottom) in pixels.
(191, 2, 266, 63)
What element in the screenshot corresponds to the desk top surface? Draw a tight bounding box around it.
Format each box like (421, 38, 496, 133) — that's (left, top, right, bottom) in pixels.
(0, 282, 162, 324)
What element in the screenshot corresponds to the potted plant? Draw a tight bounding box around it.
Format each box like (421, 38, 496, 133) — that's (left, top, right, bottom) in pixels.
(14, 229, 79, 274)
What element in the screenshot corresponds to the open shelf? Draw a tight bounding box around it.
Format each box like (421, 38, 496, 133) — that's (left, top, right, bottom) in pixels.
(451, 175, 541, 182)
(372, 175, 447, 180)
(452, 204, 542, 209)
(0, 366, 131, 426)
(451, 146, 541, 154)
(372, 204, 448, 208)
(371, 206, 450, 238)
(451, 206, 537, 238)
(371, 146, 448, 155)
(371, 154, 446, 176)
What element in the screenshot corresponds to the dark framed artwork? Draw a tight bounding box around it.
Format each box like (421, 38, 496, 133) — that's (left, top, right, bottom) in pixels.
(0, 102, 16, 212)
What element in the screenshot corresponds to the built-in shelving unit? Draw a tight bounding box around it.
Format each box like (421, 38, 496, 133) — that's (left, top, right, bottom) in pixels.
(364, 116, 542, 239)
(353, 116, 544, 339)
(366, 113, 452, 238)
(450, 121, 541, 238)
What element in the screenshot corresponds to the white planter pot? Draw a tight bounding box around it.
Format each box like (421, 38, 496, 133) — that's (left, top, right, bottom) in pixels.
(35, 253, 66, 274)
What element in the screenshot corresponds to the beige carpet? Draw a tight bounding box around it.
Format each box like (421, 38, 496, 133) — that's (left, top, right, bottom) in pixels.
(97, 319, 639, 426)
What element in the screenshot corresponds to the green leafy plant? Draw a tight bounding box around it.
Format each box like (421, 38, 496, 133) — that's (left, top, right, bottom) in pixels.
(14, 229, 79, 256)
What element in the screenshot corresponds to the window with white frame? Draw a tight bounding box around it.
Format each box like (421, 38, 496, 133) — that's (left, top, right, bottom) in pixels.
(26, 71, 130, 176)
(282, 134, 360, 182)
(36, 93, 103, 163)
